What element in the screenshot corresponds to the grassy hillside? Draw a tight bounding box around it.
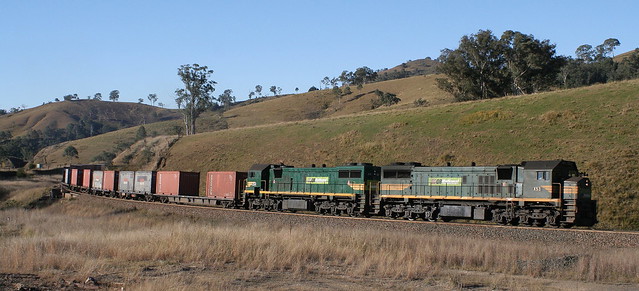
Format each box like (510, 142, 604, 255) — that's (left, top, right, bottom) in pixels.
(159, 79, 639, 229)
(32, 119, 181, 169)
(0, 100, 181, 136)
(614, 49, 638, 61)
(31, 74, 450, 165)
(377, 57, 439, 77)
(223, 74, 453, 128)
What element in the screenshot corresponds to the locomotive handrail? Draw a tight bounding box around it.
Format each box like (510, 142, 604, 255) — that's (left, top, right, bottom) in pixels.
(553, 182, 563, 200)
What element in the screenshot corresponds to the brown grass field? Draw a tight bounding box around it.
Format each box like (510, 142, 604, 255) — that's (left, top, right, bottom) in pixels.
(0, 181, 638, 290)
(0, 100, 181, 137)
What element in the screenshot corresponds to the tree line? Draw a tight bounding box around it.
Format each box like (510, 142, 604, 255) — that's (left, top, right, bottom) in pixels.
(436, 29, 637, 101)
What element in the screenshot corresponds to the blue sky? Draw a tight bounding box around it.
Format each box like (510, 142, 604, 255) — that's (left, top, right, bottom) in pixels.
(1, 0, 636, 110)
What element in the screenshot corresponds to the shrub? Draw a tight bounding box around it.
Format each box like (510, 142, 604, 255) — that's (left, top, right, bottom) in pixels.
(414, 98, 428, 107)
(63, 146, 78, 158)
(91, 151, 116, 164)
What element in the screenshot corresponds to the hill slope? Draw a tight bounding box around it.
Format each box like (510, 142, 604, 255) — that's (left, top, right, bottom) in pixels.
(158, 79, 639, 229)
(377, 57, 439, 79)
(0, 100, 181, 136)
(32, 79, 639, 229)
(223, 74, 453, 128)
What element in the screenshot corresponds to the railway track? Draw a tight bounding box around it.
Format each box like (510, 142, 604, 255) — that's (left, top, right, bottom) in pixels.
(67, 191, 639, 248)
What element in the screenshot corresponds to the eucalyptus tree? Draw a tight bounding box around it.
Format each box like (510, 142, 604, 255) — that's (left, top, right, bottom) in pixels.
(175, 64, 217, 135)
(109, 90, 119, 102)
(147, 93, 158, 106)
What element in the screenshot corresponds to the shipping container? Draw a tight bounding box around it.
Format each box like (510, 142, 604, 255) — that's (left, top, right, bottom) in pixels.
(70, 169, 83, 186)
(63, 168, 71, 184)
(118, 171, 136, 193)
(134, 171, 157, 194)
(82, 169, 93, 188)
(92, 170, 104, 190)
(156, 171, 200, 196)
(206, 171, 247, 200)
(103, 171, 119, 192)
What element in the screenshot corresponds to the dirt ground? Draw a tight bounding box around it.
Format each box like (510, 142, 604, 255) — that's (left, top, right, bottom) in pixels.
(2, 266, 638, 291)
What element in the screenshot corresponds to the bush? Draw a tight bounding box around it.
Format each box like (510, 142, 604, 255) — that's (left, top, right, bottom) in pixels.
(122, 153, 134, 164)
(414, 98, 428, 107)
(371, 90, 401, 109)
(63, 145, 78, 158)
(140, 148, 154, 164)
(115, 140, 133, 152)
(91, 151, 116, 164)
(16, 168, 27, 178)
(136, 126, 147, 140)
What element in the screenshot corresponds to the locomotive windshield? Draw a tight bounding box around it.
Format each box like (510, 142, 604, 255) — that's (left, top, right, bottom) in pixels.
(496, 167, 513, 180)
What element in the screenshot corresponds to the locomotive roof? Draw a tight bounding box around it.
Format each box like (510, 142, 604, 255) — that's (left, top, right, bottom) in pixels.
(522, 160, 573, 170)
(249, 164, 273, 171)
(249, 163, 294, 171)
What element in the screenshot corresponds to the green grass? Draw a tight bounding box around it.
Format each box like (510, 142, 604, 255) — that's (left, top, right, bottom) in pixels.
(162, 79, 639, 229)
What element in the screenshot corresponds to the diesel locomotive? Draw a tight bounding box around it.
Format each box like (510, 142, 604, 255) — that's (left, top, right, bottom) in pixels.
(62, 159, 596, 228)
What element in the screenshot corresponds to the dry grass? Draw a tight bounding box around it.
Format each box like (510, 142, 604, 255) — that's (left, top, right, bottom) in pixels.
(0, 100, 180, 137)
(0, 175, 60, 209)
(459, 110, 515, 125)
(1, 200, 637, 289)
(112, 135, 179, 170)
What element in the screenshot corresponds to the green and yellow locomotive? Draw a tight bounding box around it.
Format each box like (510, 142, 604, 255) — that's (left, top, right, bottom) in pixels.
(244, 163, 381, 216)
(380, 160, 595, 227)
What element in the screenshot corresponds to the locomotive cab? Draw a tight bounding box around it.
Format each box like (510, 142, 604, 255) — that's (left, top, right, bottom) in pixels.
(521, 160, 579, 199)
(246, 164, 292, 194)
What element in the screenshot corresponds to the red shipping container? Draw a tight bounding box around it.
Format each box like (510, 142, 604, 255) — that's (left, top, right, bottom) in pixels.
(103, 171, 119, 191)
(206, 172, 247, 200)
(71, 169, 83, 186)
(156, 171, 200, 196)
(82, 169, 93, 188)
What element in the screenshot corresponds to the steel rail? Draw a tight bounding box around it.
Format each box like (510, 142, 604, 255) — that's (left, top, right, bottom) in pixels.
(68, 190, 639, 236)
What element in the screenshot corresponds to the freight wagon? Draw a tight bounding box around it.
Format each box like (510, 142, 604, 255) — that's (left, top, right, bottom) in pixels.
(60, 159, 597, 228)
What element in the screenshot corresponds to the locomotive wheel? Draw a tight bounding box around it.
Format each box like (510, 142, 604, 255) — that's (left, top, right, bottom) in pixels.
(523, 218, 534, 227)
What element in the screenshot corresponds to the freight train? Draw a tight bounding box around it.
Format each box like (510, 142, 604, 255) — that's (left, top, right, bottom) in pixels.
(61, 160, 597, 228)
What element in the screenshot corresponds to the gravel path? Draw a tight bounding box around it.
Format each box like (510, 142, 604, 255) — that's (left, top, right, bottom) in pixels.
(76, 194, 639, 249)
